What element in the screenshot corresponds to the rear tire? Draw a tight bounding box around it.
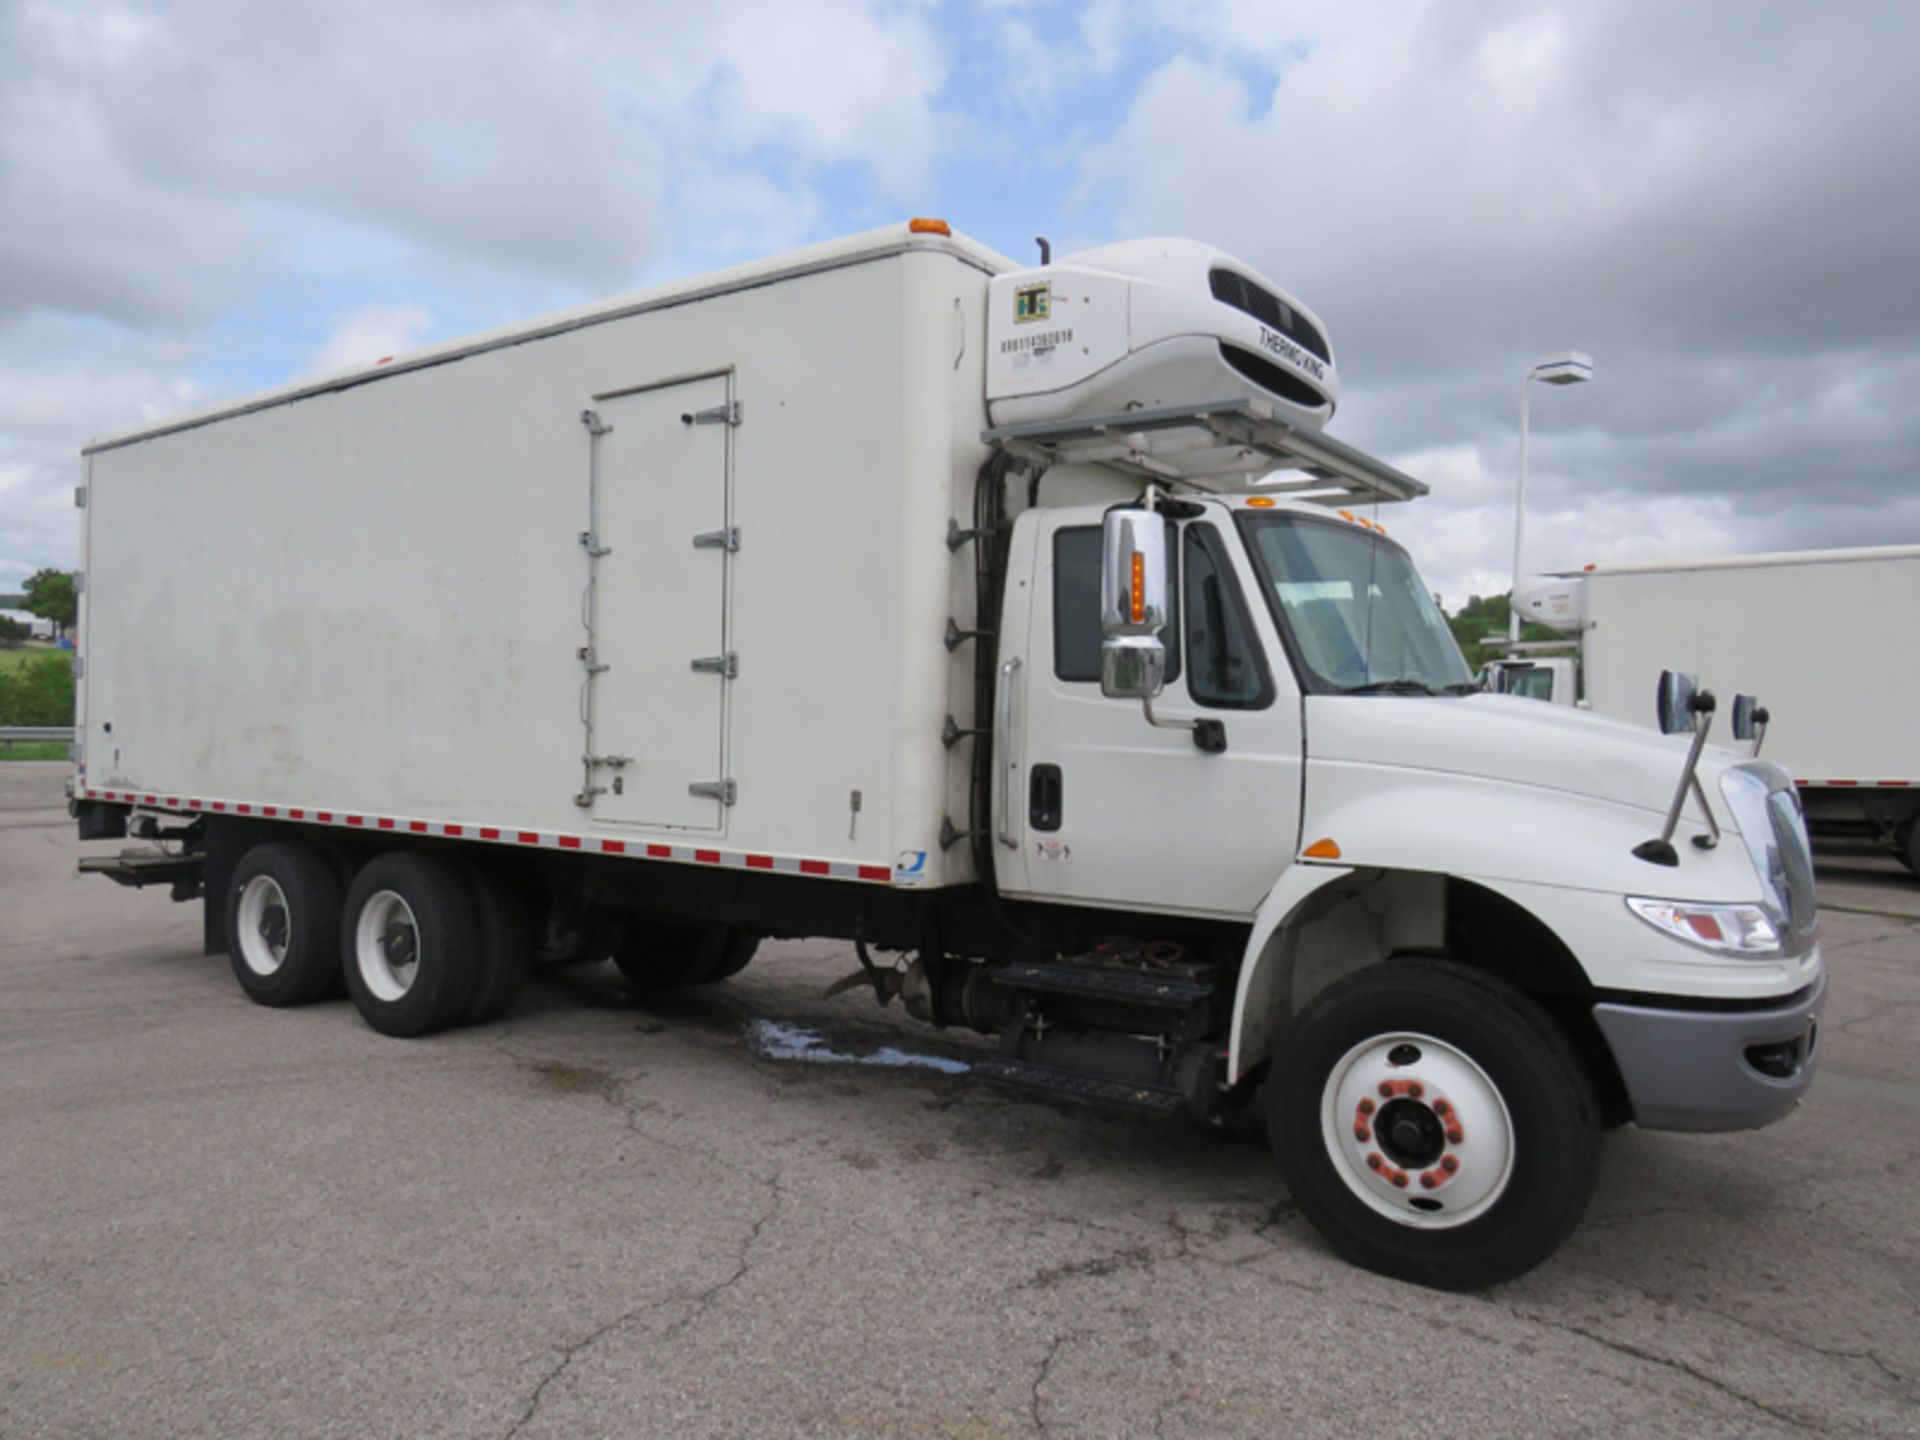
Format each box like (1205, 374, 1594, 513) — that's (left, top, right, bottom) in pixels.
(225, 841, 344, 1007)
(1269, 958, 1600, 1290)
(460, 861, 533, 1025)
(1898, 823, 1919, 877)
(341, 852, 480, 1037)
(611, 922, 758, 993)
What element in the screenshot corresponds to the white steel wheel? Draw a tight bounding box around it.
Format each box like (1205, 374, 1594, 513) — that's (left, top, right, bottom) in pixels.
(339, 851, 481, 1038)
(235, 874, 292, 977)
(1270, 958, 1601, 1290)
(354, 889, 422, 1002)
(1319, 1031, 1515, 1229)
(224, 840, 346, 1007)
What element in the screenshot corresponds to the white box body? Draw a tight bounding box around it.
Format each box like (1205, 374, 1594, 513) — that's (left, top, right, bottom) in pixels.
(77, 226, 1125, 890)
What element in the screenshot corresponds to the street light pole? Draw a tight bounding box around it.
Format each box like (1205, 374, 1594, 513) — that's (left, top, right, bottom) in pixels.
(1509, 351, 1594, 644)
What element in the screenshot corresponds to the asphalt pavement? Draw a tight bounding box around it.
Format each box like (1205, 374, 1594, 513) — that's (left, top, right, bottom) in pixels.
(2, 761, 1915, 1437)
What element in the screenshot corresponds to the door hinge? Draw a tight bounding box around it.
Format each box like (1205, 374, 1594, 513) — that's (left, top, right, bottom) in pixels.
(578, 646, 609, 675)
(578, 530, 611, 558)
(692, 527, 740, 552)
(73, 570, 85, 594)
(585, 754, 634, 769)
(681, 401, 741, 427)
(580, 409, 612, 436)
(74, 485, 88, 509)
(71, 656, 85, 679)
(689, 779, 737, 806)
(690, 652, 738, 679)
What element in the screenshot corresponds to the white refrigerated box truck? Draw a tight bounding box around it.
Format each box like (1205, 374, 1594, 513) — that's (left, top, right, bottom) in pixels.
(1515, 547, 1920, 871)
(71, 220, 1824, 1288)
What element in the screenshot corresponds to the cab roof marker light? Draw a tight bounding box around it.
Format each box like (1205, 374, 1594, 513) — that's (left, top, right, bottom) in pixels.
(1626, 896, 1783, 957)
(1303, 837, 1342, 860)
(908, 217, 951, 235)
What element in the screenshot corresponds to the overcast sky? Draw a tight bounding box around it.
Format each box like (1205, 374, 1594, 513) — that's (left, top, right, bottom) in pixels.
(4, 0, 1916, 606)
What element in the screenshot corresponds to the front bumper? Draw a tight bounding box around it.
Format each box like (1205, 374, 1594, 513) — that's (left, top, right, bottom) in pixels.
(1593, 968, 1826, 1132)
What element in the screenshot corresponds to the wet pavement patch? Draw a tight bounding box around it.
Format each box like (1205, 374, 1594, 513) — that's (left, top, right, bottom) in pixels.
(743, 1019, 971, 1075)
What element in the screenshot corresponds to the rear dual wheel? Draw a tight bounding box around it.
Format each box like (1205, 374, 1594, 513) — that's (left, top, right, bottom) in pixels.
(611, 920, 758, 993)
(226, 842, 345, 1007)
(226, 839, 532, 1035)
(1270, 958, 1600, 1290)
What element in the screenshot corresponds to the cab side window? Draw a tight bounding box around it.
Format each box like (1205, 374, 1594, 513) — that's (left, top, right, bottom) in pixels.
(1053, 525, 1179, 684)
(1183, 524, 1272, 708)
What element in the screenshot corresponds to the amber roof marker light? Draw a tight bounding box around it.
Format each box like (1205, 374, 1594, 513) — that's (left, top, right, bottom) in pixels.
(908, 218, 952, 236)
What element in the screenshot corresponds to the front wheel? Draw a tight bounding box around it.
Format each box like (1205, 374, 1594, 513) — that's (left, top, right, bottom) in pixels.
(1269, 958, 1600, 1290)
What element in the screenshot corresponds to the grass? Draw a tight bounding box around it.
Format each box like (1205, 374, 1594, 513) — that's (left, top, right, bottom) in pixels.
(0, 741, 69, 761)
(0, 645, 66, 674)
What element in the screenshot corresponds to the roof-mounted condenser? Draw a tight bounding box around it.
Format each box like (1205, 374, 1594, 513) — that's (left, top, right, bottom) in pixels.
(985, 238, 1339, 430)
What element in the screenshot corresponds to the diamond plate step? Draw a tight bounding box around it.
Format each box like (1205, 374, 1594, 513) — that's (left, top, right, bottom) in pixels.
(972, 1058, 1186, 1116)
(995, 961, 1213, 1008)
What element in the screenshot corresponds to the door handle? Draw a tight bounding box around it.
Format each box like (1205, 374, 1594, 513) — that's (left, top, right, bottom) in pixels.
(1029, 764, 1062, 832)
(996, 657, 1021, 849)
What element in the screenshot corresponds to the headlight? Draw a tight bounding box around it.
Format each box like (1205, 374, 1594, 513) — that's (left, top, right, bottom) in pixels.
(1626, 896, 1783, 956)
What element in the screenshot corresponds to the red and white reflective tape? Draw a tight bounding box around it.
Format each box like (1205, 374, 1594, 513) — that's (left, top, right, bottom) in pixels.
(77, 786, 893, 885)
(1793, 779, 1916, 788)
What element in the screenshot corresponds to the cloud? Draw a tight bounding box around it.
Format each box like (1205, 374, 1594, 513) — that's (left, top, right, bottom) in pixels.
(301, 305, 435, 380)
(0, 0, 953, 580)
(1073, 1, 1920, 601)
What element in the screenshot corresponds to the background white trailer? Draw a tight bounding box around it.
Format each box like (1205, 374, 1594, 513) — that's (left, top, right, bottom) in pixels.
(1568, 545, 1920, 868)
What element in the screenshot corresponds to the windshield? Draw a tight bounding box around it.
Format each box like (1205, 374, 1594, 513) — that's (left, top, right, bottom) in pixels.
(1237, 512, 1475, 695)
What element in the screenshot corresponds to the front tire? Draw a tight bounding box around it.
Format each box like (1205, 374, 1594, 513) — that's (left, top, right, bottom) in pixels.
(226, 841, 344, 1007)
(341, 852, 480, 1037)
(1269, 958, 1600, 1290)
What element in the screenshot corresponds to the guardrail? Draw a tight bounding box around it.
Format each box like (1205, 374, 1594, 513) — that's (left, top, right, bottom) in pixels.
(0, 725, 74, 752)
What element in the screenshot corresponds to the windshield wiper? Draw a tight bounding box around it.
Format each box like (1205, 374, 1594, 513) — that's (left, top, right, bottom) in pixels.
(1344, 677, 1440, 696)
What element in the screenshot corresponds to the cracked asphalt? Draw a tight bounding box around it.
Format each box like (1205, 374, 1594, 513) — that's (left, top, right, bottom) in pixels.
(2, 761, 1917, 1438)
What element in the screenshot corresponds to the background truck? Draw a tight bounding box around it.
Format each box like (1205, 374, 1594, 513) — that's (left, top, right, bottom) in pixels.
(1513, 547, 1920, 872)
(71, 221, 1824, 1289)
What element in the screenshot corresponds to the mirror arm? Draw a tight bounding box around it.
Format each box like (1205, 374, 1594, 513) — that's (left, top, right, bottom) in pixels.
(1141, 697, 1227, 754)
(1752, 708, 1770, 759)
(1635, 692, 1717, 865)
(1687, 773, 1721, 849)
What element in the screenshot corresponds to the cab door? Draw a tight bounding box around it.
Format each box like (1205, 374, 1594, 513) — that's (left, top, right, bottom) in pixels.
(1002, 503, 1303, 919)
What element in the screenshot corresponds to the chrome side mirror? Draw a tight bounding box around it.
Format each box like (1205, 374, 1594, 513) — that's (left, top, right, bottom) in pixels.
(1099, 508, 1169, 700)
(1655, 670, 1701, 736)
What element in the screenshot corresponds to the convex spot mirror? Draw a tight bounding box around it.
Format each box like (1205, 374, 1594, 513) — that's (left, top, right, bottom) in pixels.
(1731, 693, 1767, 742)
(1099, 507, 1169, 700)
(1655, 669, 1701, 735)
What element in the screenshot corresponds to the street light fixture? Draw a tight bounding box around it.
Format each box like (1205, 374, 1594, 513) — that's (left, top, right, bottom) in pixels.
(1509, 351, 1594, 644)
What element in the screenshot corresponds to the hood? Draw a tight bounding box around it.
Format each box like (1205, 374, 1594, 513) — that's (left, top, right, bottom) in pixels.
(1306, 693, 1743, 818)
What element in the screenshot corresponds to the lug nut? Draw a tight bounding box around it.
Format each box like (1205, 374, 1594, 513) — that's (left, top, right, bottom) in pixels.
(1446, 1127, 1464, 1145)
(1420, 1172, 1438, 1189)
(1390, 1172, 1408, 1189)
(1358, 1098, 1376, 1116)
(1441, 1156, 1459, 1174)
(1354, 1125, 1371, 1142)
(1433, 1099, 1450, 1116)
(1378, 1082, 1394, 1098)
(1407, 1081, 1424, 1098)
(1366, 1153, 1383, 1171)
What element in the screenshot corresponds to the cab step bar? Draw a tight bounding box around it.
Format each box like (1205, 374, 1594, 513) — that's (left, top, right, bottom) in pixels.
(972, 1057, 1187, 1116)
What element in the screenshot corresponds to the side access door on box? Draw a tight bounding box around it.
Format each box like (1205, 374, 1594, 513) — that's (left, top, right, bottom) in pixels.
(582, 372, 738, 831)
